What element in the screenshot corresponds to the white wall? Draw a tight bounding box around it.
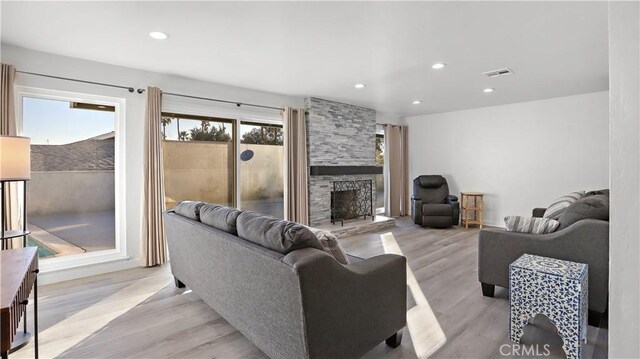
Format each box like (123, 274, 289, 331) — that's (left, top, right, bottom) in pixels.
(1, 44, 303, 283)
(608, 1, 640, 357)
(405, 91, 609, 227)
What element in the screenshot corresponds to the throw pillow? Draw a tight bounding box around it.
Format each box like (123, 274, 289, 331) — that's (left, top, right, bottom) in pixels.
(543, 191, 585, 220)
(173, 201, 205, 221)
(200, 204, 242, 235)
(557, 194, 609, 230)
(504, 216, 560, 234)
(236, 212, 323, 254)
(308, 227, 350, 265)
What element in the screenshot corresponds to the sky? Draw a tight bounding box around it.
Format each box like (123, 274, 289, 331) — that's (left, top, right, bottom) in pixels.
(23, 97, 115, 145)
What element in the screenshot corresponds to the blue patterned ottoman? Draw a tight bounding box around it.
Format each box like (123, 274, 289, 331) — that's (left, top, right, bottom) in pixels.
(509, 254, 588, 359)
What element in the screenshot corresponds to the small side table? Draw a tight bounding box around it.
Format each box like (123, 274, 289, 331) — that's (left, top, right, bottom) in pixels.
(460, 192, 483, 228)
(1, 247, 39, 359)
(509, 254, 588, 359)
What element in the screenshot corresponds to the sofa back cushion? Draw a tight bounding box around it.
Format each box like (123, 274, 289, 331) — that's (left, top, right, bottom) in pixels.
(557, 194, 609, 230)
(543, 191, 585, 220)
(504, 216, 560, 234)
(200, 204, 243, 235)
(237, 212, 323, 254)
(173, 201, 205, 221)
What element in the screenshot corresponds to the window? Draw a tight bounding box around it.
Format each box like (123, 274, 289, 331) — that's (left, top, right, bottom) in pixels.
(161, 113, 284, 218)
(375, 125, 385, 213)
(18, 89, 126, 267)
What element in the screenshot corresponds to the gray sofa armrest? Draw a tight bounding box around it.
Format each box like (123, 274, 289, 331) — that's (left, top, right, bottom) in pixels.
(411, 196, 423, 225)
(283, 249, 407, 358)
(478, 219, 609, 312)
(532, 208, 546, 218)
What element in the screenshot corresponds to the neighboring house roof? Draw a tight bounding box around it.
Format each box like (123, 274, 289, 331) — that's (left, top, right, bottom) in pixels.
(31, 133, 115, 171)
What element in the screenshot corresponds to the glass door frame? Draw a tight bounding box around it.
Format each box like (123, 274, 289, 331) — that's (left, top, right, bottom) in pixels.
(161, 98, 284, 216)
(15, 86, 128, 273)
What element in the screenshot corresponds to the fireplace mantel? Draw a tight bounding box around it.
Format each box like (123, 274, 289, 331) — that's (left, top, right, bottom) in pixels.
(309, 166, 382, 176)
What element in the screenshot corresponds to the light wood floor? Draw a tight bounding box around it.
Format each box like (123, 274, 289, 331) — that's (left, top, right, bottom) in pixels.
(12, 218, 607, 358)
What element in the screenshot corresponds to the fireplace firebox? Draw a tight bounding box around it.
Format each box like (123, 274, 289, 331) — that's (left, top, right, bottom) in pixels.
(330, 180, 374, 225)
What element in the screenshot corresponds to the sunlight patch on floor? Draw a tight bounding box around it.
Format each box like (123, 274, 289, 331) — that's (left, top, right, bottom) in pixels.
(381, 232, 447, 358)
(11, 274, 171, 359)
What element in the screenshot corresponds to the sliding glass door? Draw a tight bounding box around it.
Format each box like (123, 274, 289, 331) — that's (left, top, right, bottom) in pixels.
(239, 122, 284, 218)
(161, 114, 284, 218)
(161, 113, 235, 209)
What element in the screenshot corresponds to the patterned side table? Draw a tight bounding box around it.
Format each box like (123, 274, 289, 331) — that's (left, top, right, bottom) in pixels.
(509, 254, 588, 359)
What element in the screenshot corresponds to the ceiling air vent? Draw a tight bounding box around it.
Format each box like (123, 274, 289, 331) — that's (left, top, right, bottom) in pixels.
(482, 68, 513, 78)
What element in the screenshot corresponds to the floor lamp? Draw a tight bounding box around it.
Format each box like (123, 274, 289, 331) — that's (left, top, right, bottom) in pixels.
(0, 135, 31, 250)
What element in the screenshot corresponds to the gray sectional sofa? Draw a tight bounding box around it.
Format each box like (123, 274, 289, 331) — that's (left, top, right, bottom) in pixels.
(164, 202, 407, 359)
(478, 190, 609, 326)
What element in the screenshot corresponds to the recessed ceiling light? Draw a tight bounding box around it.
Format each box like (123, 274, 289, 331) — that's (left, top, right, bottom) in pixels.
(354, 83, 366, 89)
(483, 88, 495, 93)
(149, 31, 170, 40)
(412, 100, 422, 105)
(431, 63, 446, 70)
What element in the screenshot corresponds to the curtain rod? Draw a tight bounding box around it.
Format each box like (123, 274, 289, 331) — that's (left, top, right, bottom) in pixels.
(16, 70, 138, 93)
(138, 89, 284, 111)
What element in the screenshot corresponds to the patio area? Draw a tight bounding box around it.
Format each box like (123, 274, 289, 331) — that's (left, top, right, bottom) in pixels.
(28, 210, 115, 257)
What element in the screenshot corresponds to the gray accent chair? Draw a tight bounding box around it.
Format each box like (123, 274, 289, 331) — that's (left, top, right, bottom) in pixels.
(478, 195, 609, 327)
(164, 206, 407, 359)
(411, 175, 460, 228)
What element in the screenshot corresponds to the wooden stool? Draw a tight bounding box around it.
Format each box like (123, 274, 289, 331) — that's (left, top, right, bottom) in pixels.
(460, 192, 484, 228)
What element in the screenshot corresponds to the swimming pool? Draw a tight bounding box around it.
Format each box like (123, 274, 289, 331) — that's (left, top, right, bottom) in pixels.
(27, 236, 56, 258)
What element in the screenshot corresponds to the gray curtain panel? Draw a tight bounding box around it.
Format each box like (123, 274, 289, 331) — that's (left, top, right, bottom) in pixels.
(1, 64, 22, 249)
(283, 107, 309, 225)
(384, 124, 409, 217)
(141, 86, 167, 266)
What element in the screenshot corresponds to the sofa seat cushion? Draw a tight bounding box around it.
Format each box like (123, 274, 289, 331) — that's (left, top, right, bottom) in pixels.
(173, 201, 205, 221)
(422, 203, 453, 216)
(557, 194, 609, 230)
(504, 216, 560, 234)
(200, 204, 243, 235)
(237, 212, 323, 254)
(308, 227, 350, 265)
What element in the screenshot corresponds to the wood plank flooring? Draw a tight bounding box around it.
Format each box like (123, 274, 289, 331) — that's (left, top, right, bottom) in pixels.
(12, 218, 607, 358)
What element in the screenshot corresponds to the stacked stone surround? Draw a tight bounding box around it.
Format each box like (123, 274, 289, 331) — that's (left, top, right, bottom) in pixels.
(305, 97, 377, 226)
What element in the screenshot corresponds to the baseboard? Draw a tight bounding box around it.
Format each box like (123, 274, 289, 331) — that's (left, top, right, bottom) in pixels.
(38, 256, 139, 285)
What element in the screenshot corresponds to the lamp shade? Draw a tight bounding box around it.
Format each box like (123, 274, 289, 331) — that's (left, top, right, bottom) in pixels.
(0, 136, 31, 180)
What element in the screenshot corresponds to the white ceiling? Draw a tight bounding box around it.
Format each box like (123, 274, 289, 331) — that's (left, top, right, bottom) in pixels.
(1, 1, 609, 116)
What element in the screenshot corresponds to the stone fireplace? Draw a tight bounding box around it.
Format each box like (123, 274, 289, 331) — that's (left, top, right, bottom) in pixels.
(305, 97, 378, 226)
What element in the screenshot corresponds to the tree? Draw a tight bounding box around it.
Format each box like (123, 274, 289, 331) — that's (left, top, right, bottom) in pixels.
(241, 126, 283, 145)
(178, 131, 189, 141)
(161, 117, 173, 139)
(188, 123, 231, 142)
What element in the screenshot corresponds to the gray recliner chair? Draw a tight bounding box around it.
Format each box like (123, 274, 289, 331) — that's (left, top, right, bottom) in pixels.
(411, 175, 459, 228)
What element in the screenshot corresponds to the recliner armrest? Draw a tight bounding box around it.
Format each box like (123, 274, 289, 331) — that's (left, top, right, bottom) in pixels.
(411, 196, 421, 201)
(447, 195, 459, 203)
(411, 197, 423, 225)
